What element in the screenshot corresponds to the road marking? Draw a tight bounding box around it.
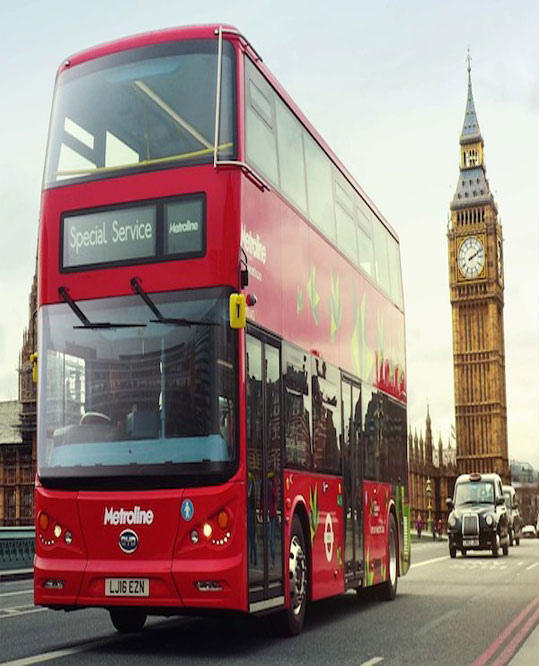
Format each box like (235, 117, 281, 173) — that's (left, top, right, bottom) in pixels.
(360, 659, 384, 666)
(525, 562, 539, 571)
(0, 618, 187, 665)
(0, 607, 47, 620)
(410, 555, 448, 568)
(416, 608, 459, 637)
(0, 637, 118, 666)
(492, 607, 539, 666)
(0, 589, 33, 598)
(471, 595, 539, 666)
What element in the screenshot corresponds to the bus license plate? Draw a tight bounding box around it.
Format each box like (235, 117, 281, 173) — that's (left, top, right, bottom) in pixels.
(463, 538, 479, 547)
(105, 578, 149, 597)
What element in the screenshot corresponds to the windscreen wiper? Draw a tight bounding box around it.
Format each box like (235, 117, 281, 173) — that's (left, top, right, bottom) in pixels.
(130, 277, 217, 326)
(59, 287, 146, 329)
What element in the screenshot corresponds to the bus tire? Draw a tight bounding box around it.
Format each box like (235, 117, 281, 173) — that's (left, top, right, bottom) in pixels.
(272, 515, 308, 636)
(109, 607, 147, 633)
(378, 513, 398, 601)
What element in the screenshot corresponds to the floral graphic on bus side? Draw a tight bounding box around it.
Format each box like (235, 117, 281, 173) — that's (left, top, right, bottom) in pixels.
(365, 548, 375, 586)
(337, 545, 343, 572)
(309, 484, 319, 544)
(297, 286, 304, 314)
(351, 291, 374, 382)
(329, 272, 342, 343)
(307, 266, 320, 326)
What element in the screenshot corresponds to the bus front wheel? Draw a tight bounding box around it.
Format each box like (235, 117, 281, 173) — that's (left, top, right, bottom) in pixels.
(109, 607, 147, 633)
(272, 515, 308, 636)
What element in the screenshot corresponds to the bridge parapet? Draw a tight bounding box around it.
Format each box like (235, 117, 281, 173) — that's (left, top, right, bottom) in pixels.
(0, 527, 35, 570)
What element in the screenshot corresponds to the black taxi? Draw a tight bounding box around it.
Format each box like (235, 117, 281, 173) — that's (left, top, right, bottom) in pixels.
(446, 473, 509, 558)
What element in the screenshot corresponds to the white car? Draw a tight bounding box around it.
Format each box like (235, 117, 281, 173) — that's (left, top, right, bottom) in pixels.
(521, 524, 537, 538)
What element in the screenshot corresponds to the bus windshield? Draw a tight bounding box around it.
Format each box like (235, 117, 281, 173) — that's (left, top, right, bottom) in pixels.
(44, 39, 236, 187)
(37, 287, 237, 485)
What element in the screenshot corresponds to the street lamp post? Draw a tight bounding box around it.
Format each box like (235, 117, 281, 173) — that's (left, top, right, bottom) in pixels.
(426, 477, 432, 536)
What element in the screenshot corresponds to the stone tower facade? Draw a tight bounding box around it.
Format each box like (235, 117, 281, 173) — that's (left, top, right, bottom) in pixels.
(447, 56, 509, 482)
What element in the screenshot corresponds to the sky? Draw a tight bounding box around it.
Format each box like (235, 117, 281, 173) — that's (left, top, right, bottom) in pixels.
(0, 0, 538, 469)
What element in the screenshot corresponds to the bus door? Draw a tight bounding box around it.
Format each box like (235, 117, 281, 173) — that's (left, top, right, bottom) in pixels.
(342, 376, 364, 586)
(246, 331, 284, 611)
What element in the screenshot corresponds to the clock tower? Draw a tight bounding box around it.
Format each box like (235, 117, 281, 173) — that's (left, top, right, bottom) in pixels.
(447, 54, 509, 482)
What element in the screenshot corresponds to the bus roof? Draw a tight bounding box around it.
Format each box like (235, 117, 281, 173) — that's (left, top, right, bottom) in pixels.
(58, 23, 398, 242)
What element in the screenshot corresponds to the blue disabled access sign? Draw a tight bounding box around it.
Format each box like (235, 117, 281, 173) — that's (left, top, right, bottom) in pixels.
(181, 499, 194, 521)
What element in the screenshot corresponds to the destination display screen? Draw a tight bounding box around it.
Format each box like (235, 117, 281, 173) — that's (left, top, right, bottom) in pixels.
(63, 206, 156, 269)
(61, 195, 205, 270)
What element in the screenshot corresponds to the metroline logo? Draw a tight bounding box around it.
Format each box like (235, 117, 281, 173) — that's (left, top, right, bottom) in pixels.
(103, 506, 154, 526)
(241, 224, 267, 264)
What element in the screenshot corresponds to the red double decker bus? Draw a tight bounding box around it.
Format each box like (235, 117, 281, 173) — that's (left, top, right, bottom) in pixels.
(34, 24, 410, 635)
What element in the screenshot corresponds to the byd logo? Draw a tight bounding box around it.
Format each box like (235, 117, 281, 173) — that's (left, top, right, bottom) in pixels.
(119, 529, 139, 554)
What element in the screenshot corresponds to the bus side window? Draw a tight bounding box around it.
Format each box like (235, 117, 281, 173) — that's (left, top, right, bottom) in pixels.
(245, 58, 279, 187)
(283, 344, 312, 471)
(275, 98, 308, 215)
(362, 387, 385, 481)
(372, 219, 391, 297)
(356, 199, 375, 278)
(387, 234, 404, 310)
(312, 357, 341, 474)
(335, 178, 358, 266)
(304, 133, 336, 243)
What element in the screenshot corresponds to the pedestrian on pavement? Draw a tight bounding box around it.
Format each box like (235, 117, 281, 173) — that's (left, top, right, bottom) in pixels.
(416, 513, 423, 539)
(437, 518, 443, 539)
(432, 517, 437, 541)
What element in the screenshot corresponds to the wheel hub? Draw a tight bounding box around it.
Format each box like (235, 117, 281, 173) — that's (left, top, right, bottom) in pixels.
(389, 529, 397, 586)
(289, 535, 306, 616)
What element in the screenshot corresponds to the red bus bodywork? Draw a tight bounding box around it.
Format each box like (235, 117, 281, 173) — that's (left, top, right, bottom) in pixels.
(35, 24, 409, 621)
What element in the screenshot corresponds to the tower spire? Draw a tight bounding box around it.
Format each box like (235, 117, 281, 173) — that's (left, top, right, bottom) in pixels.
(451, 53, 496, 213)
(461, 50, 481, 142)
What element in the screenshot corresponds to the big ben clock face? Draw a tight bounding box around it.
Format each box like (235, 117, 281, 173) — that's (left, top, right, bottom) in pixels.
(458, 236, 485, 279)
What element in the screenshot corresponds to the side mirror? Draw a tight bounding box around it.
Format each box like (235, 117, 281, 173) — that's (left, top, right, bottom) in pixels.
(241, 267, 249, 289)
(229, 293, 246, 329)
(30, 352, 38, 384)
(496, 496, 505, 507)
(512, 503, 518, 510)
(446, 497, 454, 510)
